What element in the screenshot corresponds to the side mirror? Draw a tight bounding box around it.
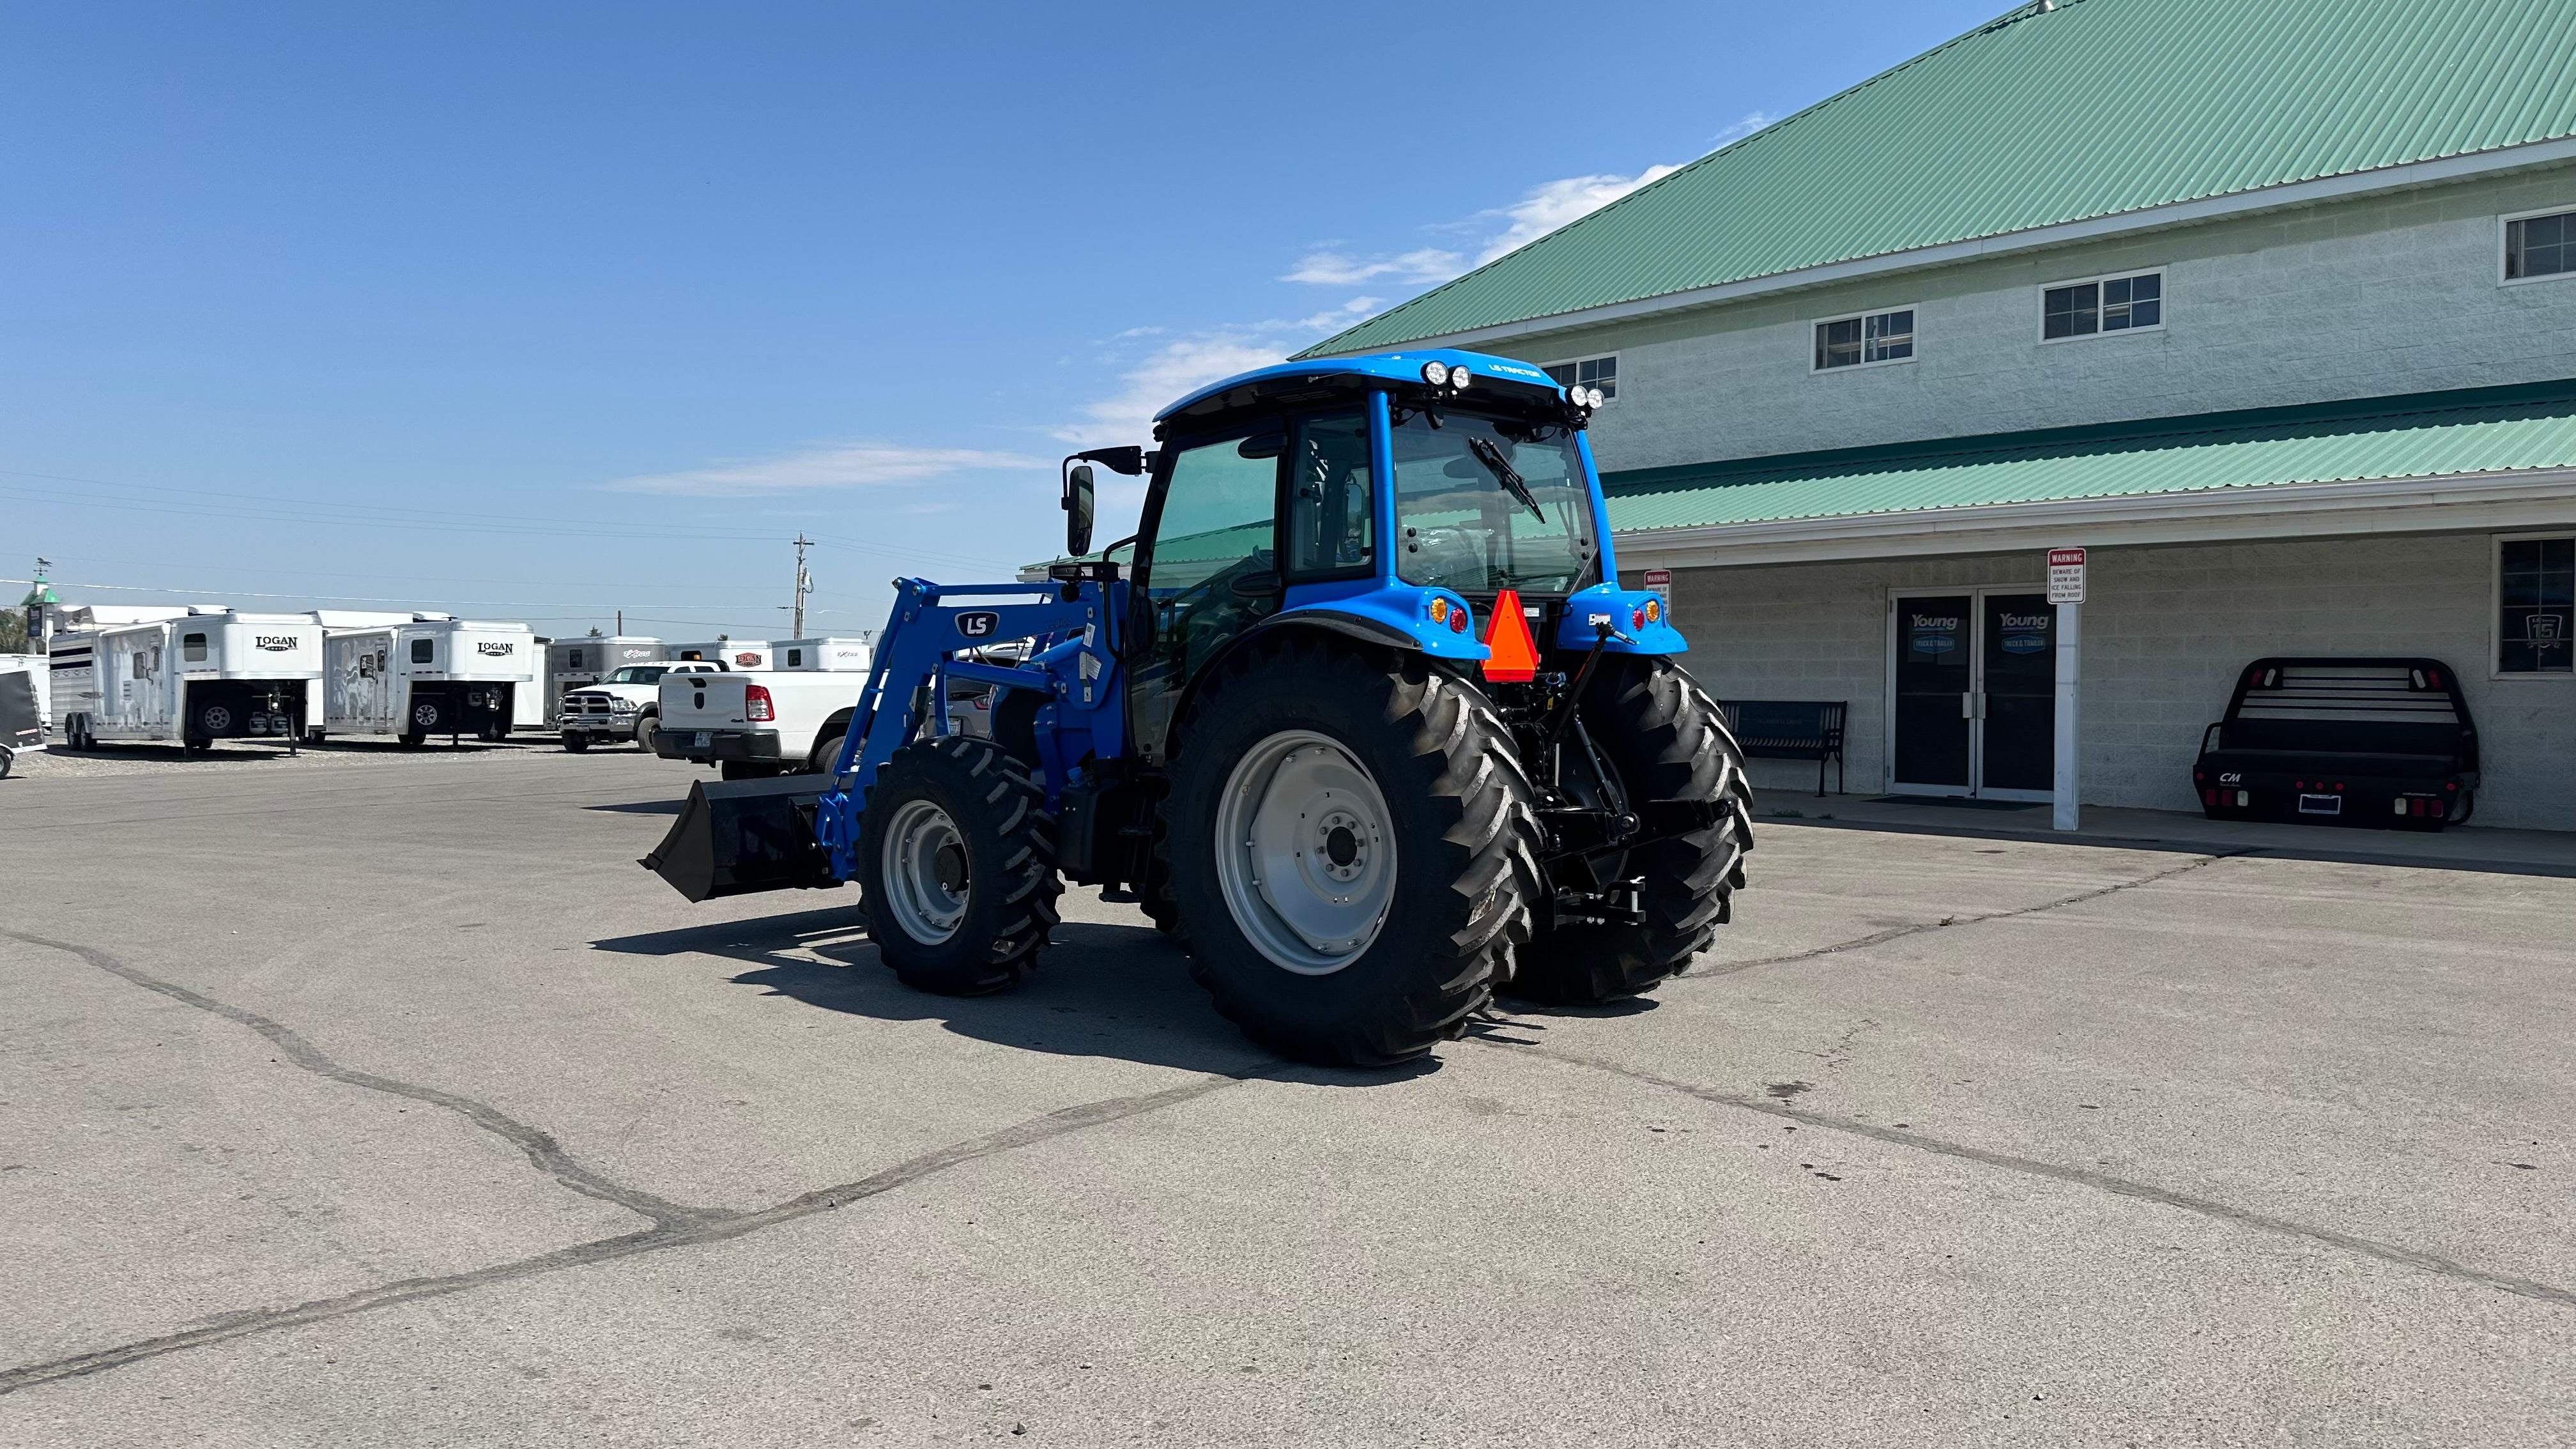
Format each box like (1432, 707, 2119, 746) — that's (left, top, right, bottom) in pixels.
(1064, 464, 1096, 557)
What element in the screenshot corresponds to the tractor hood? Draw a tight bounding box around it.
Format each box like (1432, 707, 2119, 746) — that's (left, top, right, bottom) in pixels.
(1154, 349, 1567, 436)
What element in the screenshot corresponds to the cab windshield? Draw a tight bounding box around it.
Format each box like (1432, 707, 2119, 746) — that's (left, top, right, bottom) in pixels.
(604, 666, 670, 684)
(1390, 408, 1598, 595)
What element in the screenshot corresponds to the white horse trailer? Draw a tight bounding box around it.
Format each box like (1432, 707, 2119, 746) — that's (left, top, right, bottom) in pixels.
(317, 617, 540, 745)
(769, 637, 871, 672)
(50, 610, 323, 755)
(547, 636, 664, 724)
(670, 640, 772, 671)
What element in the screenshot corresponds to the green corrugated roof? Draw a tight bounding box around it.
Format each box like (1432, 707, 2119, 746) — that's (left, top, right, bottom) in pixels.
(1305, 0, 2576, 356)
(1602, 381, 2576, 532)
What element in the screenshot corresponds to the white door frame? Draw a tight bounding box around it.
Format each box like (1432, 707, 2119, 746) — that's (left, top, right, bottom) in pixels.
(1884, 585, 2055, 801)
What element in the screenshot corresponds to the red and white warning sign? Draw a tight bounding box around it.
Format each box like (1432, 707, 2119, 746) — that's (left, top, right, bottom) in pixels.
(1642, 567, 1671, 602)
(2046, 547, 2087, 604)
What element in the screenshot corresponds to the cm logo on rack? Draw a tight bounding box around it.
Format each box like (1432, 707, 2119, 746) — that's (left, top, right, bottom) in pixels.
(955, 611, 1000, 639)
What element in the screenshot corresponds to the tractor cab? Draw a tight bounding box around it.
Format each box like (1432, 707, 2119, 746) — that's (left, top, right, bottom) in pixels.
(1064, 349, 1682, 762)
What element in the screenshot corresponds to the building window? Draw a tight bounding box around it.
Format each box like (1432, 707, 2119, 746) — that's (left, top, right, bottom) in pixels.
(2504, 209, 2575, 282)
(2497, 535, 2573, 673)
(2043, 270, 2163, 340)
(181, 632, 207, 663)
(1814, 309, 1914, 370)
(1542, 354, 1618, 401)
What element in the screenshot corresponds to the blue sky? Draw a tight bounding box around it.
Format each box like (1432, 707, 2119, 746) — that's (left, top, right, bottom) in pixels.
(3, 1, 2002, 641)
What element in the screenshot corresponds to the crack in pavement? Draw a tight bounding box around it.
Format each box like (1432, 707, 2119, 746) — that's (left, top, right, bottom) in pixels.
(1475, 1038, 2575, 1309)
(1682, 849, 2248, 981)
(0, 1070, 1257, 1395)
(4, 930, 709, 1231)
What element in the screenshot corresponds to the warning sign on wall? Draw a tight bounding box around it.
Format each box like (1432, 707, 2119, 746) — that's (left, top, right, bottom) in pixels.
(2046, 548, 2087, 604)
(1643, 568, 1671, 602)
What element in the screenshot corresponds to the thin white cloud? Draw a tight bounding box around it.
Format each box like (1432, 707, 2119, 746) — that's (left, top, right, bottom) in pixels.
(1060, 298, 1381, 452)
(1710, 110, 1776, 146)
(1281, 247, 1462, 286)
(1471, 163, 1683, 264)
(603, 442, 1047, 497)
(1282, 162, 1691, 286)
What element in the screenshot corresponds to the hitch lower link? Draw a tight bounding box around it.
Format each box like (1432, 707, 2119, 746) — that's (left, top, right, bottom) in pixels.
(1552, 879, 1646, 929)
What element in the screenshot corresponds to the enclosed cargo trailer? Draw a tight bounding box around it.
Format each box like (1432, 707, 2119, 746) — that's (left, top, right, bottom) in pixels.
(670, 640, 772, 671)
(316, 616, 540, 746)
(547, 636, 664, 724)
(769, 636, 871, 672)
(50, 609, 321, 755)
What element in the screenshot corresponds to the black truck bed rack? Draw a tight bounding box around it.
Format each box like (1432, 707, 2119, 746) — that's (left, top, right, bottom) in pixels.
(2191, 657, 2478, 831)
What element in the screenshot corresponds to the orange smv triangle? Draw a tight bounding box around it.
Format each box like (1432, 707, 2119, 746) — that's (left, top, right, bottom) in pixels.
(1480, 588, 1540, 683)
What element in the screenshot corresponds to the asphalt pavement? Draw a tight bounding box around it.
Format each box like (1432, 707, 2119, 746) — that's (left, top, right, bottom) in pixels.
(1, 742, 2566, 1446)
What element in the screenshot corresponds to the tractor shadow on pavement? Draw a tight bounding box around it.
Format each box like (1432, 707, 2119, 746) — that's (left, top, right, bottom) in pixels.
(590, 907, 1439, 1085)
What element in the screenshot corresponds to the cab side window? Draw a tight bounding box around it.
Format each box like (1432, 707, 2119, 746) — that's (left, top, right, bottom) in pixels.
(1284, 411, 1372, 580)
(1131, 433, 1282, 756)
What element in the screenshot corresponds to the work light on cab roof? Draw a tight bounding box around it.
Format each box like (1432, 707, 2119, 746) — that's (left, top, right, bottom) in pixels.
(643, 346, 1752, 1071)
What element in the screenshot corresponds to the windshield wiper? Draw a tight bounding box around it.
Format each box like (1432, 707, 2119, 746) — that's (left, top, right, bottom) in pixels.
(1467, 436, 1546, 521)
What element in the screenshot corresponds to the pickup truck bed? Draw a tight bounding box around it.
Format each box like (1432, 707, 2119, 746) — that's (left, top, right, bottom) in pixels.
(654, 671, 861, 777)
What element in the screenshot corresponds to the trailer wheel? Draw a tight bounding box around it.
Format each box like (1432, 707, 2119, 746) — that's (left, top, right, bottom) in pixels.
(562, 732, 591, 753)
(410, 700, 446, 735)
(859, 735, 1062, 995)
(1504, 656, 1754, 1006)
(195, 702, 234, 737)
(1166, 636, 1542, 1066)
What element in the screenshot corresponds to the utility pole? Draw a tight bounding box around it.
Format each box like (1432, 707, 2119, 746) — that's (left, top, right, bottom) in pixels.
(617, 608, 624, 635)
(790, 535, 814, 639)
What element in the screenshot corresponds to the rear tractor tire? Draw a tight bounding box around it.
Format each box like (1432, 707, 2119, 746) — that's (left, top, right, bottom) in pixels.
(1504, 655, 1754, 1006)
(858, 735, 1064, 996)
(1165, 637, 1542, 1067)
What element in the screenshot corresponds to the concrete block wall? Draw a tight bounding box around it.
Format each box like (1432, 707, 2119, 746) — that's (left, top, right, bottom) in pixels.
(1506, 168, 2576, 473)
(1650, 531, 2575, 831)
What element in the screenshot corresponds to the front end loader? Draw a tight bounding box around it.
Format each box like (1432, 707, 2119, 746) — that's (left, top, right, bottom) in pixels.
(643, 349, 1754, 1064)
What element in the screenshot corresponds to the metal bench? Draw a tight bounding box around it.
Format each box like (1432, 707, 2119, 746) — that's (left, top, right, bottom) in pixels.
(1717, 700, 1847, 797)
(2190, 657, 2479, 831)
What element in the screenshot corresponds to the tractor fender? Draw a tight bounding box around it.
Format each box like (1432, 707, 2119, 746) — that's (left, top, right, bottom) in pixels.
(1159, 608, 1418, 762)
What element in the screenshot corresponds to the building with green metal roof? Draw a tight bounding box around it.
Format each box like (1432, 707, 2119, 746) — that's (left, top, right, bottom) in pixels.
(1317, 0, 2576, 829)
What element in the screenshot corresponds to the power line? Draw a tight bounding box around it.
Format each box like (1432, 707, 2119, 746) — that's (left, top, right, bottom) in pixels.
(0, 470, 1028, 574)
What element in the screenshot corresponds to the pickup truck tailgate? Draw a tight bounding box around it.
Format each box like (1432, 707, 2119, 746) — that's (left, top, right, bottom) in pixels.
(659, 674, 755, 730)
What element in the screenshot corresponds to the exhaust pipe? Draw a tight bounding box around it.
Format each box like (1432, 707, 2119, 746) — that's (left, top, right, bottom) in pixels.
(640, 773, 844, 902)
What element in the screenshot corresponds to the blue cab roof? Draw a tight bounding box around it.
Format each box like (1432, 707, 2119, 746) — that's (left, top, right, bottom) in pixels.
(1153, 348, 1562, 423)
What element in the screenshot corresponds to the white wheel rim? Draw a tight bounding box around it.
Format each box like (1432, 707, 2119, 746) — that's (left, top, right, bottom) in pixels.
(879, 798, 970, 944)
(1215, 730, 1396, 975)
(415, 703, 439, 727)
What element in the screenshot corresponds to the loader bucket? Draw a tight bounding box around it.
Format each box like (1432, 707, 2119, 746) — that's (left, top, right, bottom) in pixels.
(640, 774, 844, 902)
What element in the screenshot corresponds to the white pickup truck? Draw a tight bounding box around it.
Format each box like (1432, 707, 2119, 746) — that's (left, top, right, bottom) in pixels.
(558, 661, 728, 752)
(650, 670, 864, 778)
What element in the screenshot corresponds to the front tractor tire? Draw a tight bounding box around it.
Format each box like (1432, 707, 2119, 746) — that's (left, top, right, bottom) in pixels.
(1167, 638, 1542, 1067)
(858, 736, 1064, 997)
(1505, 655, 1755, 1006)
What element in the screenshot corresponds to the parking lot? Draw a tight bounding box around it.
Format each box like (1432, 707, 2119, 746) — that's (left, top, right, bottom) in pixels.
(1, 742, 2567, 1446)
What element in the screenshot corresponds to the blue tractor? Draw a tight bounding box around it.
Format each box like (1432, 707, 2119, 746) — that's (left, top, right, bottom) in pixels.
(643, 349, 1754, 1064)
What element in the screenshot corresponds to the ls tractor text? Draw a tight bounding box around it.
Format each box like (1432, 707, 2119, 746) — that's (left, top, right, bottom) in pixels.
(644, 349, 1756, 1065)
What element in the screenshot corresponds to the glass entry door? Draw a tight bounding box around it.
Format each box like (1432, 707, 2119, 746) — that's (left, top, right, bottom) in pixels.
(1888, 590, 2057, 800)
